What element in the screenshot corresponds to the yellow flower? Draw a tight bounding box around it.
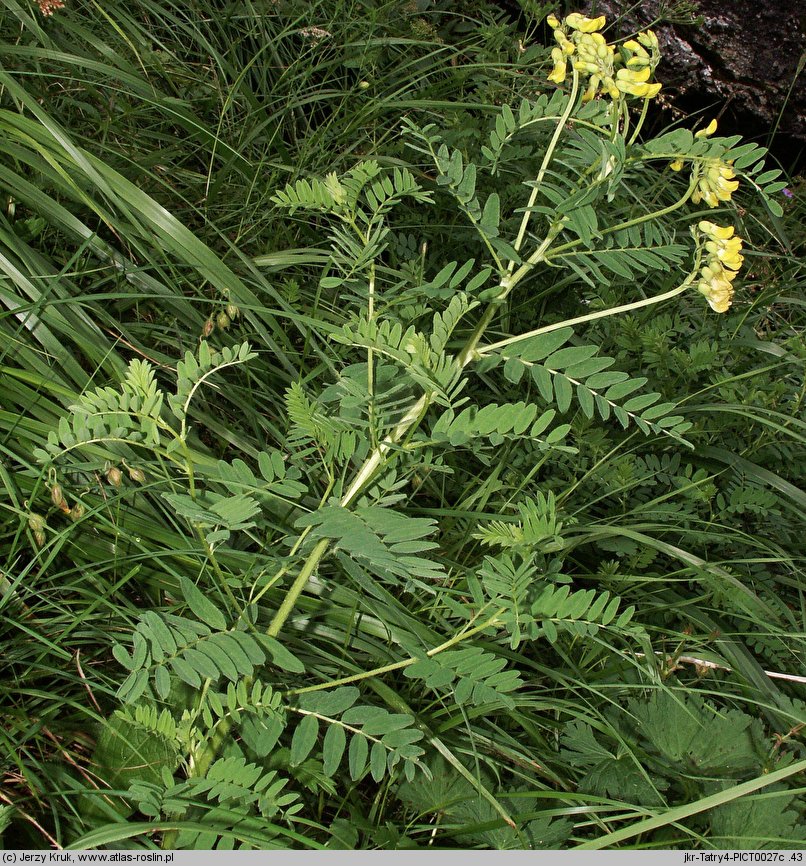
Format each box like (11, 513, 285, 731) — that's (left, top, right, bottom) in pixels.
(698, 268, 735, 313)
(695, 222, 743, 312)
(565, 13, 606, 32)
(623, 29, 661, 97)
(698, 220, 735, 240)
(704, 236, 743, 268)
(695, 118, 718, 138)
(670, 158, 685, 171)
(637, 29, 658, 52)
(692, 159, 739, 208)
(548, 47, 567, 84)
(546, 12, 661, 102)
(615, 65, 651, 96)
(622, 40, 650, 68)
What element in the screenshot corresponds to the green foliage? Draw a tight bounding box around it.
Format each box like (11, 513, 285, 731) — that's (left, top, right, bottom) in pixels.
(94, 705, 181, 794)
(641, 131, 788, 216)
(491, 327, 692, 442)
(709, 792, 806, 849)
(128, 759, 301, 848)
(397, 756, 572, 848)
(293, 688, 425, 782)
(404, 647, 524, 708)
(1, 0, 805, 851)
(114, 613, 270, 701)
(295, 505, 446, 583)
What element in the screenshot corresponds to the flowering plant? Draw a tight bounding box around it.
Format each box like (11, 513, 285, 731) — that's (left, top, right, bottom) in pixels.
(540, 11, 777, 316)
(547, 13, 662, 102)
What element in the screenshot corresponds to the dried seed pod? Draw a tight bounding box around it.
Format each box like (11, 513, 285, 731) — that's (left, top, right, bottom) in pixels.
(50, 483, 65, 509)
(107, 466, 123, 488)
(70, 503, 85, 522)
(33, 530, 46, 548)
(216, 312, 231, 331)
(128, 467, 146, 484)
(202, 318, 215, 338)
(225, 303, 240, 320)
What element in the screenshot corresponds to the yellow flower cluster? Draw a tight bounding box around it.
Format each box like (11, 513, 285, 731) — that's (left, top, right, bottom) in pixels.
(547, 12, 662, 102)
(670, 119, 740, 207)
(696, 221, 744, 313)
(693, 159, 740, 208)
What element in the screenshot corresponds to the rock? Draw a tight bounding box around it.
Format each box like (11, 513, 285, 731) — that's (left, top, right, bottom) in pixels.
(583, 0, 806, 162)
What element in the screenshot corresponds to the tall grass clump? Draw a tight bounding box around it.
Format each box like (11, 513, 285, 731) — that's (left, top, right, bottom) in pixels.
(1, 0, 804, 850)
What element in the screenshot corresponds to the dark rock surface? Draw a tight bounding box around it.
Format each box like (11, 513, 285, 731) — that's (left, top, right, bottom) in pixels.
(585, 0, 805, 164)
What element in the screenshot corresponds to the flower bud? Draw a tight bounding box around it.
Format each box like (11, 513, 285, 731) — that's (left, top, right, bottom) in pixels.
(216, 312, 231, 331)
(70, 503, 85, 522)
(637, 29, 658, 51)
(128, 467, 146, 484)
(34, 530, 46, 548)
(107, 466, 123, 488)
(28, 513, 45, 532)
(225, 303, 240, 320)
(202, 318, 215, 338)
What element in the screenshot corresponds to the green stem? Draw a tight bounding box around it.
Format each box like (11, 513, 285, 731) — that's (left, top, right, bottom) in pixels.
(543, 169, 699, 262)
(500, 222, 565, 297)
(271, 83, 579, 616)
(249, 523, 314, 607)
(508, 69, 579, 266)
(197, 527, 242, 617)
(269, 225, 564, 643)
(185, 536, 332, 784)
(478, 260, 701, 358)
(287, 606, 506, 696)
(628, 96, 650, 146)
(265, 537, 330, 638)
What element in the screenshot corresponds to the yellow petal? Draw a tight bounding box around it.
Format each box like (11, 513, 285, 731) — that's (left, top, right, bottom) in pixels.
(547, 13, 560, 28)
(695, 118, 718, 138)
(698, 221, 729, 239)
(548, 55, 567, 84)
(566, 13, 606, 32)
(616, 65, 650, 82)
(622, 39, 644, 54)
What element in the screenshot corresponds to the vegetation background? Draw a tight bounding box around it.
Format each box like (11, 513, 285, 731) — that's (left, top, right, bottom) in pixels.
(1, 0, 804, 850)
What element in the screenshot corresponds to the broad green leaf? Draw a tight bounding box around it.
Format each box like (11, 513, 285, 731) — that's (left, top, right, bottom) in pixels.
(180, 577, 228, 631)
(290, 714, 319, 766)
(348, 732, 368, 780)
(259, 636, 305, 673)
(322, 724, 347, 777)
(370, 741, 387, 782)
